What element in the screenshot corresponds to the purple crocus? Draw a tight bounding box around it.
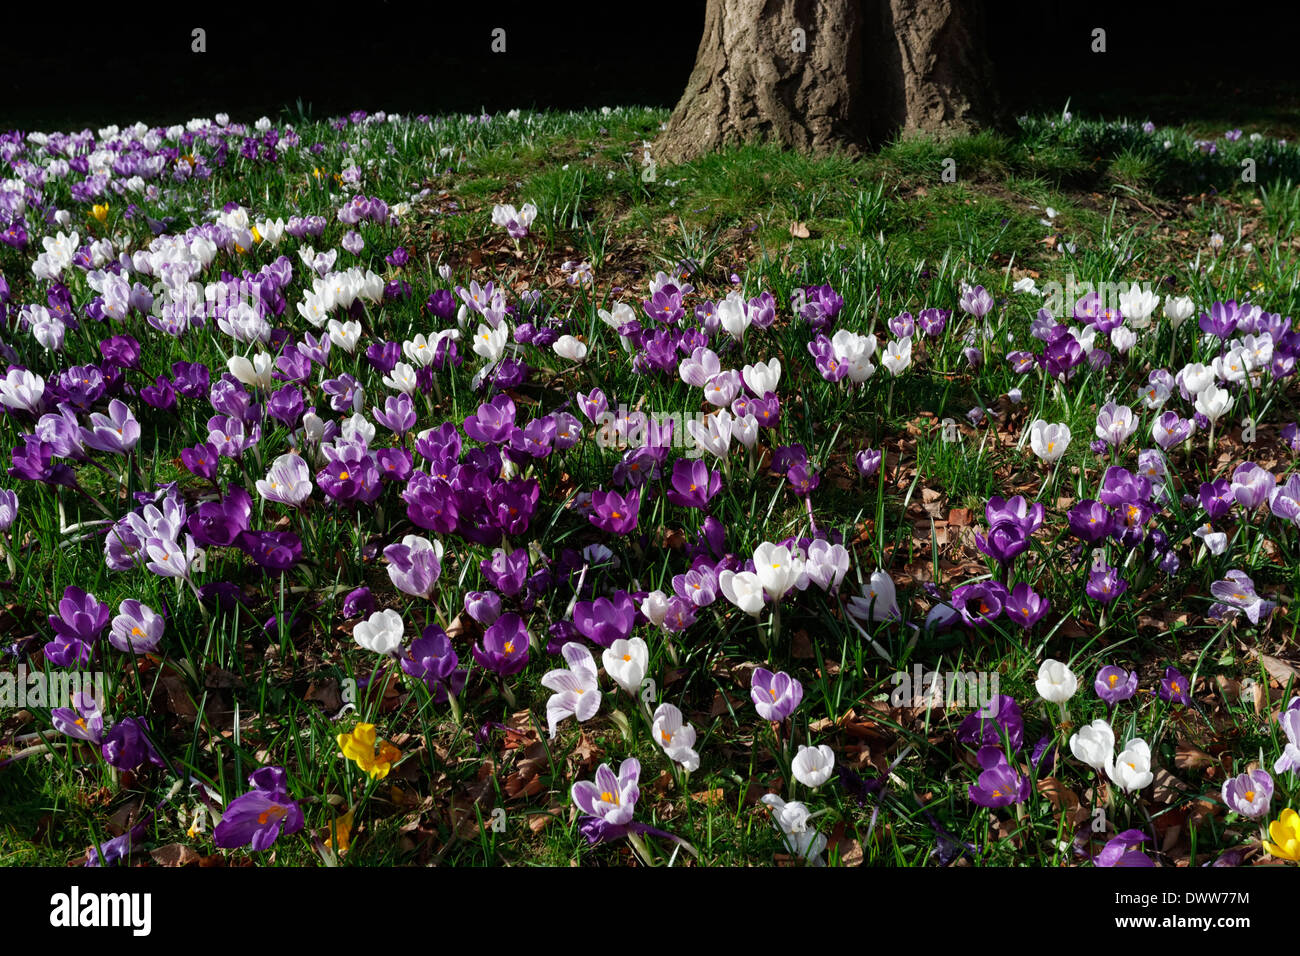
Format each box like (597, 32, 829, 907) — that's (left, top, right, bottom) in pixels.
(951, 580, 1008, 628)
(1003, 582, 1049, 629)
(212, 766, 305, 851)
(1221, 769, 1273, 819)
(751, 668, 803, 721)
(1094, 829, 1155, 867)
(665, 458, 721, 510)
(571, 757, 641, 827)
(383, 535, 443, 599)
(51, 691, 104, 742)
(968, 746, 1030, 807)
(572, 592, 636, 647)
(957, 695, 1024, 751)
(855, 449, 882, 477)
(472, 612, 530, 677)
(45, 586, 111, 666)
(80, 398, 140, 454)
(480, 547, 529, 597)
(1158, 666, 1192, 706)
(463, 394, 516, 444)
(464, 590, 503, 625)
(1086, 563, 1127, 604)
(1095, 666, 1138, 707)
(400, 625, 467, 702)
(1067, 499, 1114, 543)
(101, 716, 165, 771)
(1230, 462, 1274, 512)
(187, 486, 252, 547)
(589, 488, 640, 535)
(108, 599, 164, 654)
(1208, 570, 1275, 624)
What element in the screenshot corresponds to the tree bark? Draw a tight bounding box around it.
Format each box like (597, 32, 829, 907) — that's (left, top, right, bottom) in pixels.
(655, 0, 996, 164)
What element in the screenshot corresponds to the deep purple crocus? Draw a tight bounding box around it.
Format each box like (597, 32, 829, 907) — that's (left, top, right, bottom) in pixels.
(101, 716, 165, 771)
(400, 625, 467, 702)
(1094, 829, 1155, 867)
(1158, 666, 1192, 706)
(472, 612, 531, 677)
(212, 766, 305, 851)
(1085, 562, 1127, 604)
(1003, 581, 1049, 629)
(481, 547, 529, 597)
(665, 458, 721, 510)
(957, 695, 1024, 751)
(589, 488, 640, 535)
(45, 586, 111, 666)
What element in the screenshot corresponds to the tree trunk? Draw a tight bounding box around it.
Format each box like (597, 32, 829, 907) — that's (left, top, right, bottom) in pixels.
(655, 0, 996, 164)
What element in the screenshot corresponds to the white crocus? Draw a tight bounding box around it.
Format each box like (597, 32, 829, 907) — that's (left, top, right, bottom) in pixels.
(256, 453, 313, 506)
(742, 358, 781, 396)
(541, 642, 601, 739)
(327, 318, 362, 353)
(1195, 383, 1233, 423)
(753, 542, 798, 600)
(472, 322, 508, 363)
(1029, 419, 1072, 462)
(1179, 362, 1214, 396)
(685, 409, 733, 459)
(553, 335, 588, 362)
(791, 744, 836, 788)
(1035, 659, 1078, 703)
(881, 337, 912, 375)
(1164, 296, 1195, 327)
(227, 352, 275, 390)
(652, 703, 700, 772)
(761, 794, 827, 865)
(1069, 719, 1115, 772)
(640, 590, 670, 628)
(719, 570, 764, 617)
(1107, 738, 1155, 792)
(1118, 282, 1159, 327)
(717, 291, 751, 341)
(353, 608, 404, 656)
(382, 362, 420, 394)
(602, 637, 649, 695)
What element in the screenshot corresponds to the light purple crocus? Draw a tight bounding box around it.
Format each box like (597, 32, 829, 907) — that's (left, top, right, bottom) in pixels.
(571, 757, 640, 826)
(1230, 462, 1274, 512)
(108, 599, 164, 654)
(383, 535, 443, 599)
(51, 691, 104, 743)
(751, 668, 803, 721)
(1221, 769, 1273, 819)
(1209, 570, 1276, 624)
(1095, 666, 1138, 707)
(79, 398, 141, 454)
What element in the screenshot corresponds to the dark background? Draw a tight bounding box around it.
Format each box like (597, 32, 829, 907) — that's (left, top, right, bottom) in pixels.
(3, 1, 1298, 130)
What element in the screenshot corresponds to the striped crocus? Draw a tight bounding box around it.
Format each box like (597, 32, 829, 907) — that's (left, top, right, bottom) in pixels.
(751, 668, 802, 721)
(571, 758, 640, 826)
(1221, 769, 1273, 819)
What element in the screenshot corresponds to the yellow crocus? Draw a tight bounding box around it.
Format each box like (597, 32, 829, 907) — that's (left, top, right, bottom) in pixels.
(337, 723, 402, 780)
(91, 203, 109, 222)
(1264, 808, 1300, 861)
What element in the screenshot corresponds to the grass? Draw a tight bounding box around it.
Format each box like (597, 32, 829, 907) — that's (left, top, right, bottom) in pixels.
(0, 103, 1296, 868)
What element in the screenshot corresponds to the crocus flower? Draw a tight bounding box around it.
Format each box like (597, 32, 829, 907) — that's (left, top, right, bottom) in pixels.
(1095, 666, 1138, 706)
(572, 758, 641, 826)
(1107, 738, 1154, 792)
(602, 637, 649, 695)
(51, 691, 104, 743)
(337, 724, 402, 780)
(1028, 419, 1071, 462)
(573, 592, 636, 647)
(845, 570, 900, 622)
(1003, 582, 1049, 629)
(760, 794, 827, 864)
(751, 668, 802, 721)
(80, 398, 141, 454)
(1274, 709, 1300, 778)
(792, 744, 836, 788)
(588, 488, 640, 535)
(957, 695, 1024, 751)
(256, 452, 313, 506)
(1222, 769, 1273, 819)
(399, 625, 466, 702)
(353, 608, 404, 656)
(1069, 719, 1115, 772)
(1231, 462, 1275, 512)
(665, 458, 721, 510)
(101, 716, 164, 771)
(473, 613, 530, 676)
(1086, 562, 1127, 604)
(968, 746, 1030, 807)
(718, 569, 764, 616)
(383, 535, 444, 599)
(1209, 570, 1276, 624)
(1264, 809, 1300, 861)
(213, 766, 305, 850)
(1094, 829, 1155, 867)
(1158, 666, 1192, 706)
(652, 703, 700, 772)
(753, 541, 801, 601)
(45, 586, 110, 666)
(541, 642, 601, 738)
(1035, 659, 1077, 703)
(108, 599, 164, 654)
(855, 448, 882, 476)
(951, 580, 1008, 628)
